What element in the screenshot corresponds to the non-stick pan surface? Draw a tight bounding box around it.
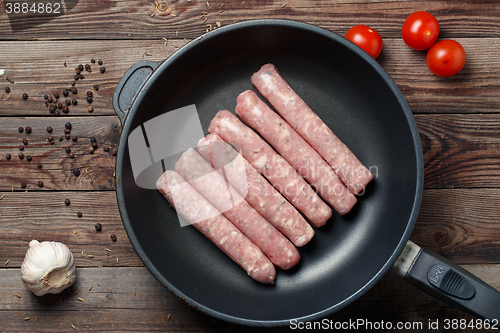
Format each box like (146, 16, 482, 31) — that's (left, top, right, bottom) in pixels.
(115, 20, 423, 326)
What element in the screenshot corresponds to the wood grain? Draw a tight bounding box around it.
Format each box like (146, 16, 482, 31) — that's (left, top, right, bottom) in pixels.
(1, 0, 499, 40)
(0, 188, 498, 269)
(416, 114, 500, 189)
(0, 191, 142, 268)
(0, 266, 496, 332)
(1, 38, 499, 116)
(2, 114, 500, 191)
(0, 116, 120, 191)
(413, 188, 500, 264)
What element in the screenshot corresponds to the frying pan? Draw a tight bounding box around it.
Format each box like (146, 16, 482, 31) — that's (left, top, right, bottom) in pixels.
(113, 20, 500, 326)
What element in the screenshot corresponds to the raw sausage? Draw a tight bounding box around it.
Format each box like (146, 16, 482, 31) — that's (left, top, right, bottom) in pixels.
(156, 170, 276, 284)
(175, 148, 300, 269)
(208, 110, 332, 227)
(236, 90, 357, 215)
(198, 133, 314, 247)
(251, 63, 373, 195)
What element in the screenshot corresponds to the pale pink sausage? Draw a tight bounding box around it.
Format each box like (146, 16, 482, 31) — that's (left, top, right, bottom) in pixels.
(175, 148, 300, 269)
(198, 133, 315, 247)
(236, 90, 357, 215)
(156, 170, 276, 284)
(208, 110, 332, 227)
(251, 63, 373, 195)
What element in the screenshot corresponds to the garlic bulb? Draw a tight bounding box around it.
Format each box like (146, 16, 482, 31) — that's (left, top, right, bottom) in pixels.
(21, 240, 76, 296)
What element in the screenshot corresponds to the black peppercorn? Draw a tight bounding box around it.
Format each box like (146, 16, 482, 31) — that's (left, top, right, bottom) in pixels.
(45, 101, 49, 107)
(95, 223, 102, 231)
(78, 64, 84, 71)
(65, 199, 71, 206)
(72, 99, 77, 106)
(63, 90, 69, 97)
(19, 152, 24, 159)
(75, 68, 81, 75)
(64, 128, 70, 135)
(91, 142, 98, 149)
(73, 168, 80, 176)
(47, 135, 54, 142)
(74, 75, 80, 81)
(98, 60, 103, 66)
(25, 126, 32, 134)
(6, 154, 11, 160)
(86, 91, 93, 97)
(65, 122, 72, 130)
(19, 145, 24, 151)
(85, 64, 91, 72)
(37, 163, 42, 169)
(65, 100, 70, 106)
(100, 67, 106, 73)
(38, 181, 43, 187)
(5, 87, 11, 93)
(18, 126, 24, 133)
(47, 126, 53, 133)
(54, 110, 61, 116)
(79, 74, 84, 80)
(71, 80, 76, 86)
(65, 147, 71, 154)
(21, 182, 27, 189)
(90, 137, 96, 143)
(86, 97, 93, 104)
(48, 96, 53, 103)
(22, 93, 28, 100)
(77, 212, 83, 217)
(92, 85, 99, 91)
(65, 133, 71, 140)
(72, 136, 78, 142)
(58, 136, 64, 141)
(43, 94, 48, 100)
(91, 59, 96, 63)
(111, 234, 117, 242)
(22, 138, 28, 145)
(26, 155, 32, 162)
(57, 102, 63, 109)
(72, 88, 77, 94)
(88, 106, 93, 113)
(62, 105, 69, 113)
(53, 92, 59, 99)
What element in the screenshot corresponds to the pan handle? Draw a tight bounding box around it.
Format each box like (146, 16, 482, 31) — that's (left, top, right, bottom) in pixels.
(112, 60, 162, 125)
(394, 241, 500, 320)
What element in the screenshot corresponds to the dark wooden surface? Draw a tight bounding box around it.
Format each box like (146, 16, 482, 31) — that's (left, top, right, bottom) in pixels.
(1, 0, 499, 331)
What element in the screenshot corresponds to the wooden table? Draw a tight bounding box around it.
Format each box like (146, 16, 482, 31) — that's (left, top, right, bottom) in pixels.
(1, 0, 499, 331)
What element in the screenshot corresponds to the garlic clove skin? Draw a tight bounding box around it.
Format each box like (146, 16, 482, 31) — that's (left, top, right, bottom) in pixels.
(21, 240, 76, 296)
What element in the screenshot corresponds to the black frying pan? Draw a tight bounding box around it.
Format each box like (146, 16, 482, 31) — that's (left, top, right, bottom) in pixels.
(113, 20, 500, 326)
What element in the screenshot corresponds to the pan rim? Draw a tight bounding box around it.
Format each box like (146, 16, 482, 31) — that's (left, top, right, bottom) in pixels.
(115, 19, 424, 327)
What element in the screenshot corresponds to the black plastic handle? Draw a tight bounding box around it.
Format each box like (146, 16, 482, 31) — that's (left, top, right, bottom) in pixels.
(405, 248, 500, 320)
(112, 60, 162, 125)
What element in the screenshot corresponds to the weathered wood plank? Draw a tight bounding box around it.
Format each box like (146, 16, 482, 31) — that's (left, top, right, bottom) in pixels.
(0, 116, 120, 191)
(2, 114, 500, 191)
(413, 188, 500, 264)
(416, 114, 500, 189)
(1, 188, 499, 269)
(0, 265, 496, 332)
(0, 0, 498, 39)
(1, 37, 499, 116)
(0, 191, 143, 268)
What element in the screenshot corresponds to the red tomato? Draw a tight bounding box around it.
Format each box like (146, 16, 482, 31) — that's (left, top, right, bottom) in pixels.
(345, 25, 383, 59)
(426, 40, 466, 77)
(402, 11, 440, 50)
